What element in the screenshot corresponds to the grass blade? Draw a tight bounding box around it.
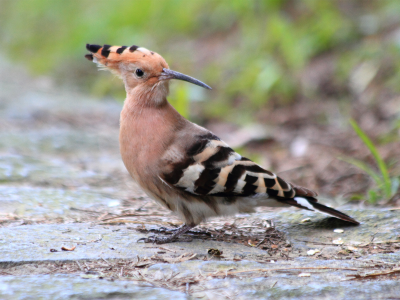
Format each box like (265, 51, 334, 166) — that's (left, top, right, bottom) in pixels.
(339, 156, 383, 187)
(349, 119, 392, 197)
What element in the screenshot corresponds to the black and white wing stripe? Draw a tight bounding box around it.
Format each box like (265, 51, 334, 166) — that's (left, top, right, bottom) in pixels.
(163, 133, 298, 199)
(162, 132, 359, 225)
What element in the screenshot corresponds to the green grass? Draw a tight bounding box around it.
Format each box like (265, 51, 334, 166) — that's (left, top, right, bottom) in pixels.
(341, 119, 399, 204)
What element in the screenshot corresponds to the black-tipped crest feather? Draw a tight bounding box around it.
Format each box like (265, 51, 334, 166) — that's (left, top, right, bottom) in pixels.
(86, 44, 101, 53)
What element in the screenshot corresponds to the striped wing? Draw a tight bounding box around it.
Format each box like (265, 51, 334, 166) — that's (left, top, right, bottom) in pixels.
(163, 133, 314, 199)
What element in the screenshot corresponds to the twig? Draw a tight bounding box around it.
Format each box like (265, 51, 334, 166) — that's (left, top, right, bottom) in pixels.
(75, 261, 84, 271)
(294, 239, 342, 246)
(100, 220, 182, 227)
(101, 213, 165, 221)
(347, 268, 400, 281)
(159, 246, 177, 253)
(209, 266, 360, 277)
(256, 237, 266, 247)
(97, 212, 109, 220)
(69, 207, 103, 214)
(143, 246, 177, 253)
(135, 201, 149, 211)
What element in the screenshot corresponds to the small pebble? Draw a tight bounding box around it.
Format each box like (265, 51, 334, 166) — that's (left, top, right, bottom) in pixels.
(298, 273, 311, 277)
(307, 249, 320, 256)
(301, 218, 311, 223)
(334, 229, 344, 233)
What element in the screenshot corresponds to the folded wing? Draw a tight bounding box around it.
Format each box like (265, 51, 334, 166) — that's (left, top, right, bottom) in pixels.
(163, 132, 316, 199)
(162, 132, 359, 225)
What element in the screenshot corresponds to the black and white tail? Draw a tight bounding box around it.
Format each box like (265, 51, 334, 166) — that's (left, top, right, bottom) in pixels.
(278, 196, 359, 224)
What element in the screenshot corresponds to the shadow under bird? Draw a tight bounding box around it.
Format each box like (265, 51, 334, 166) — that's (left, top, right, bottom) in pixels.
(85, 44, 360, 244)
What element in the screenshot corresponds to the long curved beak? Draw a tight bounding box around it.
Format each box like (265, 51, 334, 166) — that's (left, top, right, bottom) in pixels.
(160, 68, 212, 90)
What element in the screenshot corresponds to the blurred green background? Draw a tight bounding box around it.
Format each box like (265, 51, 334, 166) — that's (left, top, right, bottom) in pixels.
(1, 0, 399, 203)
(1, 0, 399, 122)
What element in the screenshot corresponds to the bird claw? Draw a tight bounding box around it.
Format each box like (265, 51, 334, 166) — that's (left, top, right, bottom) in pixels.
(137, 235, 176, 244)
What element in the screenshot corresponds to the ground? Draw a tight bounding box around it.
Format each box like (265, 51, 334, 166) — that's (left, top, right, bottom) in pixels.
(1, 57, 400, 299)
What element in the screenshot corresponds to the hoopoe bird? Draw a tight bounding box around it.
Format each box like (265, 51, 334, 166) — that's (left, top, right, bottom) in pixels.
(85, 44, 359, 243)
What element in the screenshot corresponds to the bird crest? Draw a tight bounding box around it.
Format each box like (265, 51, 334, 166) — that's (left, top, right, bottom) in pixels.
(85, 44, 168, 77)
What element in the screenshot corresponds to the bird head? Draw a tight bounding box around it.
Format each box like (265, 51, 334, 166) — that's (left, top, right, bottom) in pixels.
(85, 44, 211, 103)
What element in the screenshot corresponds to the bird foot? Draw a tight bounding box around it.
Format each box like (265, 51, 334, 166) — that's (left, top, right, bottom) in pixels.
(137, 224, 195, 244)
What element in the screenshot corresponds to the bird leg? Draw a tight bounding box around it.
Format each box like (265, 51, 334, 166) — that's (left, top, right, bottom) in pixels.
(137, 224, 195, 244)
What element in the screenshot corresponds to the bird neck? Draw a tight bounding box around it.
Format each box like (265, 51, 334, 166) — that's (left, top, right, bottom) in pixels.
(124, 81, 170, 107)
(120, 90, 187, 149)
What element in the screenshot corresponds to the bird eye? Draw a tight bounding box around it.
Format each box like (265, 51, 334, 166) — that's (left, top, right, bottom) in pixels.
(135, 69, 144, 77)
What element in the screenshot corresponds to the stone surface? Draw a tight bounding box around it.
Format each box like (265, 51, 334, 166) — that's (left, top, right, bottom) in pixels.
(0, 186, 119, 219)
(0, 275, 189, 300)
(0, 56, 399, 299)
(0, 223, 278, 263)
(144, 259, 400, 299)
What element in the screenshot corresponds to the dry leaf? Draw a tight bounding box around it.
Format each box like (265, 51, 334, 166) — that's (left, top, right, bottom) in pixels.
(333, 238, 344, 245)
(61, 246, 76, 251)
(248, 240, 256, 247)
(347, 246, 358, 251)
